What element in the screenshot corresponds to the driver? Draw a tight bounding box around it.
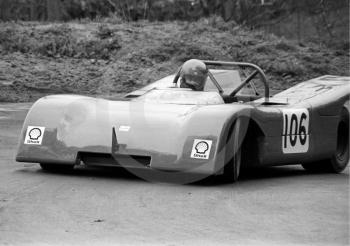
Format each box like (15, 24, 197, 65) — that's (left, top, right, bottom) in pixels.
(178, 59, 208, 91)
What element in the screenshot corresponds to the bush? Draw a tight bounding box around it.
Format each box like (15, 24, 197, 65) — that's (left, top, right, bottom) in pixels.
(0, 23, 121, 59)
(0, 19, 348, 103)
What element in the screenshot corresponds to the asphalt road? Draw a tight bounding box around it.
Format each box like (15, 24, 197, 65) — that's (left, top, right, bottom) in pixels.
(0, 103, 349, 246)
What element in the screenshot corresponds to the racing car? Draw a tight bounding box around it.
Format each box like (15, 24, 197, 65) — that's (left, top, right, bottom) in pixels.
(16, 60, 349, 182)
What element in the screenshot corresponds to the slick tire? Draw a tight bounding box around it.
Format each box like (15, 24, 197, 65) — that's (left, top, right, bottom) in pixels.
(302, 108, 349, 173)
(223, 148, 241, 182)
(40, 163, 74, 173)
(223, 121, 242, 182)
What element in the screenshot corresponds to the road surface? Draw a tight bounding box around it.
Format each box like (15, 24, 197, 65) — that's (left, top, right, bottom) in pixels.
(0, 103, 348, 246)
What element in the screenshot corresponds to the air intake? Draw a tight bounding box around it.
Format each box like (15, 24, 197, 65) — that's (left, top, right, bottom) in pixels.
(80, 152, 151, 168)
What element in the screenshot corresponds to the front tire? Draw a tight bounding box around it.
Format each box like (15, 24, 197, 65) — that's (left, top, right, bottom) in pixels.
(223, 121, 242, 182)
(40, 163, 74, 172)
(223, 148, 241, 182)
(302, 108, 349, 173)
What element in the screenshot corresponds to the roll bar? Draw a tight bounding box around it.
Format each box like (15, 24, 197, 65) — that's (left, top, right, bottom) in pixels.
(202, 60, 269, 98)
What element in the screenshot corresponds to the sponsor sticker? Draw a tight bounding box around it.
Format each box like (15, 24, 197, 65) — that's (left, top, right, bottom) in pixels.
(191, 139, 213, 159)
(24, 126, 45, 145)
(119, 125, 131, 132)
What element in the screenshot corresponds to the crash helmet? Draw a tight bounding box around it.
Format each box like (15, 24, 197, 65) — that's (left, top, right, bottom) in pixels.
(179, 59, 208, 91)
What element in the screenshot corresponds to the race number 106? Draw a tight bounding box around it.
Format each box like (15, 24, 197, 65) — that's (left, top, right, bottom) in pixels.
(282, 109, 309, 154)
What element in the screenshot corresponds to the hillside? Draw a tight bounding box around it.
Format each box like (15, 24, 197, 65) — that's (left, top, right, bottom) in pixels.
(0, 17, 349, 102)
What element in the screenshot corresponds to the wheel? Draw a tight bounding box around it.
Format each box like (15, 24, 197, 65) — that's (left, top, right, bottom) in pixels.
(223, 148, 241, 182)
(40, 163, 74, 172)
(233, 147, 242, 181)
(329, 108, 349, 172)
(302, 108, 349, 173)
(223, 121, 242, 182)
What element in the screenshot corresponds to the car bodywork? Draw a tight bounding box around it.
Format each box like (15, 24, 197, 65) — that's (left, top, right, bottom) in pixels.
(16, 61, 350, 179)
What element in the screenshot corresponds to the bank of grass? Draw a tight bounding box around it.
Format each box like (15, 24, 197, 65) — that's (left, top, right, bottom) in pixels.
(0, 17, 349, 102)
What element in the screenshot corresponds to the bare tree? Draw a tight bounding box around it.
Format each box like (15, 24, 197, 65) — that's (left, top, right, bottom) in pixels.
(46, 0, 68, 21)
(0, 0, 11, 20)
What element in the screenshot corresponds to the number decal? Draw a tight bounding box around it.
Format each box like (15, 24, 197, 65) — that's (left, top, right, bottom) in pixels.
(282, 109, 309, 153)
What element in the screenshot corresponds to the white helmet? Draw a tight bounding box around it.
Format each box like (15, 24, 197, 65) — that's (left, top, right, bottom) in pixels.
(179, 59, 208, 91)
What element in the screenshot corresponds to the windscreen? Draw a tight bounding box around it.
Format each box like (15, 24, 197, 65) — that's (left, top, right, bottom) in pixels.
(129, 69, 256, 97)
(205, 70, 241, 93)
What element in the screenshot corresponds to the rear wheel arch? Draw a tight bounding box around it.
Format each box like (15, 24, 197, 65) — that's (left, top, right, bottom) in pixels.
(331, 106, 349, 172)
(302, 106, 349, 173)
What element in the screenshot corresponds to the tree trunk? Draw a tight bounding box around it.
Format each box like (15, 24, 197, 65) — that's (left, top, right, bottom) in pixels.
(0, 0, 11, 20)
(29, 0, 37, 20)
(46, 0, 67, 21)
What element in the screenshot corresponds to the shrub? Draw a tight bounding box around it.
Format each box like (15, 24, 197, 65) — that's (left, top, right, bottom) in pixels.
(0, 23, 121, 59)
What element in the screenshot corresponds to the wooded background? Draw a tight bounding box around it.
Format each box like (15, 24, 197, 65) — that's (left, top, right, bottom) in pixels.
(0, 0, 348, 43)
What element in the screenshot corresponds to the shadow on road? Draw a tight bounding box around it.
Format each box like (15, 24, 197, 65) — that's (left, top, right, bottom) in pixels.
(16, 163, 347, 186)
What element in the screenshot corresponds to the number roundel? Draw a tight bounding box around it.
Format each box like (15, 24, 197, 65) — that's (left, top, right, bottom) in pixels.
(282, 109, 309, 154)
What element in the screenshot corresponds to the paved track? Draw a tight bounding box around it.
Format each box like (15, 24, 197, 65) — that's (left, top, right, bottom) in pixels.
(0, 103, 348, 246)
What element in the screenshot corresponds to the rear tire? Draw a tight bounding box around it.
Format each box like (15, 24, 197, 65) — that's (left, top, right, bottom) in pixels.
(40, 163, 74, 172)
(302, 108, 349, 173)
